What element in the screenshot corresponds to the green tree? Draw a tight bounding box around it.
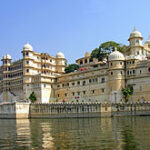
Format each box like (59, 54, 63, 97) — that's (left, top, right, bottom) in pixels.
(122, 85, 133, 102)
(91, 41, 126, 61)
(90, 48, 107, 61)
(65, 64, 79, 73)
(29, 92, 37, 103)
(100, 41, 126, 53)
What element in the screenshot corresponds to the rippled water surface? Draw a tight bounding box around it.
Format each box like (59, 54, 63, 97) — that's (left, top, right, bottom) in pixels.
(0, 117, 150, 150)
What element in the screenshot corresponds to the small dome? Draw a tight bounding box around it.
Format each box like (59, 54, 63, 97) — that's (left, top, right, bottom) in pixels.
(3, 54, 11, 60)
(56, 51, 65, 58)
(84, 52, 91, 57)
(145, 36, 150, 45)
(23, 43, 33, 51)
(129, 27, 142, 39)
(108, 48, 125, 61)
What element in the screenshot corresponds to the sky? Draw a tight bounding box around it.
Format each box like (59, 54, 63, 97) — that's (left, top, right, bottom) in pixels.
(0, 0, 150, 64)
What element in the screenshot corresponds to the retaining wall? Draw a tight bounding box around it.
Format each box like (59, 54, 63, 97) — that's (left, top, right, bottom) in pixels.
(0, 102, 150, 119)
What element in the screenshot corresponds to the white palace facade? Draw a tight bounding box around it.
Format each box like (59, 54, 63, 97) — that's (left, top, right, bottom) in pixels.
(1, 27, 150, 103)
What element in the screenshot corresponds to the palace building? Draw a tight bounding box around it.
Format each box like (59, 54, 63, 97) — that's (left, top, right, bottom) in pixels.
(1, 27, 150, 103)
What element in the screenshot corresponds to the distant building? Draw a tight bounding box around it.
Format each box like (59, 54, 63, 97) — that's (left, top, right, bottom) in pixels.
(0, 43, 66, 103)
(1, 27, 150, 103)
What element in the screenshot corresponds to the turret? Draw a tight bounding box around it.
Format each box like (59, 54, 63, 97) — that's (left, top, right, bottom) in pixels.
(1, 54, 12, 66)
(108, 48, 125, 103)
(56, 51, 66, 73)
(128, 27, 144, 56)
(22, 43, 34, 100)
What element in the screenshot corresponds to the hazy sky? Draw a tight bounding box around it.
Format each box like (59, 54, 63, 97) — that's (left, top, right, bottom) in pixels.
(0, 0, 150, 63)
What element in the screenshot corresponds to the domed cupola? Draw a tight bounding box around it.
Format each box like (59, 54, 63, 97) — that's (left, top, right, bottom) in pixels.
(23, 42, 33, 51)
(56, 51, 65, 58)
(3, 54, 11, 60)
(84, 52, 91, 57)
(128, 27, 143, 40)
(1, 54, 12, 65)
(145, 35, 150, 45)
(108, 48, 125, 61)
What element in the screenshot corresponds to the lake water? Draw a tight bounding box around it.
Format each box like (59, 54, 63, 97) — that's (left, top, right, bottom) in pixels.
(0, 116, 150, 150)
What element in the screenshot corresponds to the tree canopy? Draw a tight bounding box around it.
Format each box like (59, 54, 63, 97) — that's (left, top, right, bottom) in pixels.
(29, 92, 37, 103)
(65, 64, 79, 73)
(91, 41, 126, 61)
(121, 85, 133, 102)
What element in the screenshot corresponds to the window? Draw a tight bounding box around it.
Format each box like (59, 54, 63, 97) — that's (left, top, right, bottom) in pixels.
(57, 94, 60, 97)
(82, 81, 86, 86)
(83, 91, 86, 95)
(133, 70, 136, 74)
(72, 92, 75, 96)
(26, 69, 29, 73)
(111, 63, 113, 66)
(26, 61, 29, 64)
(65, 93, 67, 97)
(26, 52, 28, 56)
(77, 92, 80, 95)
(89, 79, 91, 83)
(140, 70, 142, 74)
(77, 81, 80, 85)
(92, 90, 95, 94)
(80, 60, 83, 65)
(127, 70, 129, 75)
(148, 68, 150, 72)
(101, 78, 105, 83)
(44, 84, 46, 88)
(136, 39, 139, 43)
(101, 88, 105, 93)
(120, 71, 123, 75)
(85, 59, 87, 63)
(72, 82, 75, 86)
(120, 62, 122, 65)
(133, 61, 135, 64)
(111, 72, 113, 75)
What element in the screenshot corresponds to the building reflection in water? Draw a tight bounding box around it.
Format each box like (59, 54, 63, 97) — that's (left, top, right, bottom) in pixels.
(40, 122, 55, 150)
(1, 117, 150, 149)
(15, 119, 31, 148)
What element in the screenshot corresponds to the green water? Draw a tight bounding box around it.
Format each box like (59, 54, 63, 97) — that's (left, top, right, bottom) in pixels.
(0, 117, 150, 150)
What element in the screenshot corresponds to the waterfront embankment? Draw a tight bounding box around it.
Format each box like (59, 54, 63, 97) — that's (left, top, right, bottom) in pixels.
(0, 102, 150, 119)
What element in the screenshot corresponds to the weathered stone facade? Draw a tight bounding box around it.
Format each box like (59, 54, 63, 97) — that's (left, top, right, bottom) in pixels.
(1, 27, 150, 103)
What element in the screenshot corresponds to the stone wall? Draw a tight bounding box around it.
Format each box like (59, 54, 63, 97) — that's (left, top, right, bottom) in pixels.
(111, 102, 150, 116)
(29, 103, 111, 118)
(0, 102, 150, 119)
(0, 102, 29, 119)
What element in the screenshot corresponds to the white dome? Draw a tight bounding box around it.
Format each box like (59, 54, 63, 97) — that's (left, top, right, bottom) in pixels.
(56, 51, 65, 58)
(84, 52, 91, 57)
(23, 43, 33, 51)
(3, 54, 11, 60)
(108, 49, 125, 61)
(129, 27, 142, 39)
(145, 36, 150, 45)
